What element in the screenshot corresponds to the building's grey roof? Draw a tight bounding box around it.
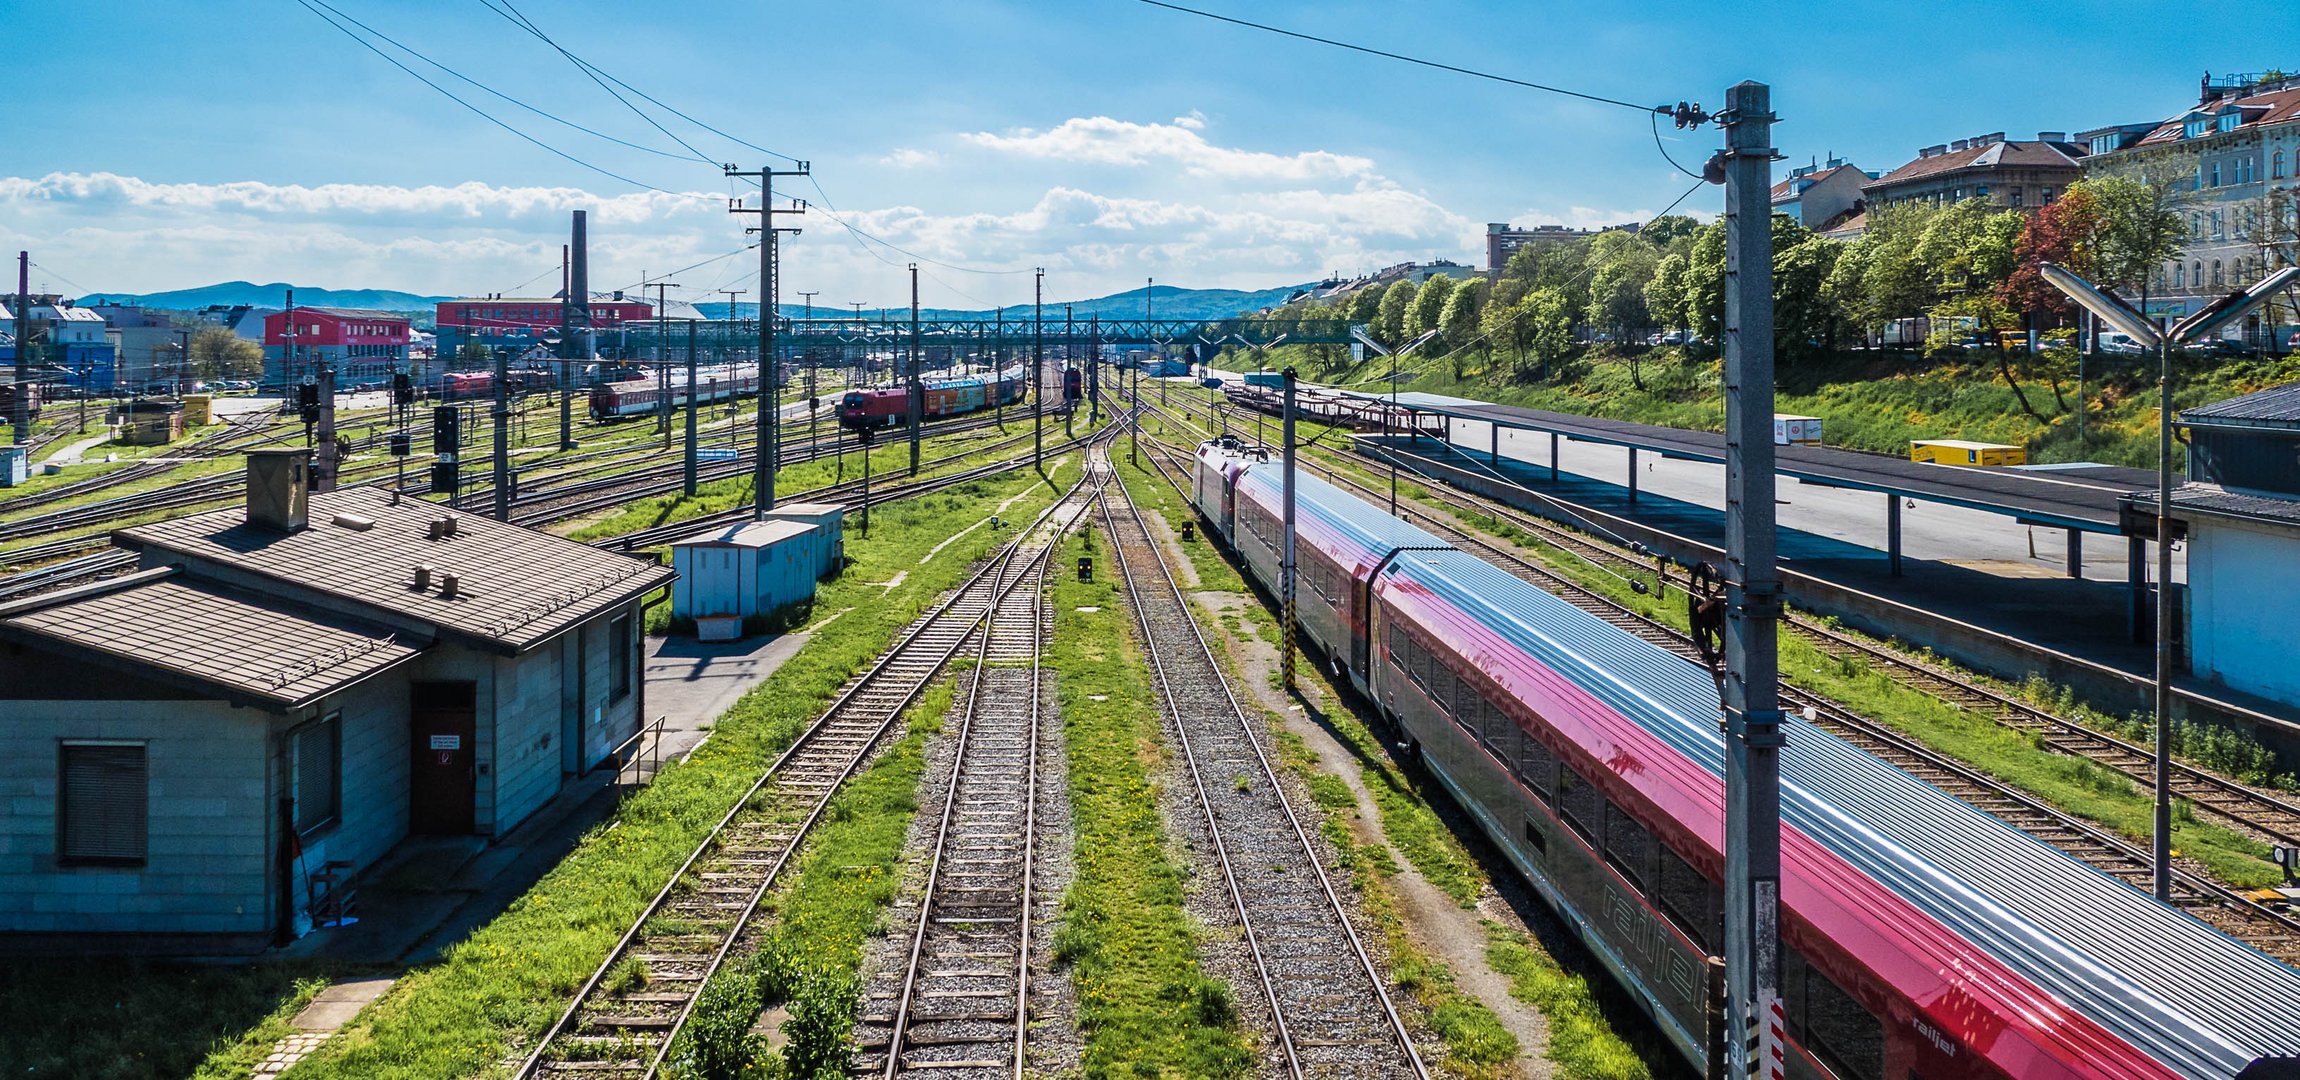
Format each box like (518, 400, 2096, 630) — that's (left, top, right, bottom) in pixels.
(673, 519, 814, 549)
(2183, 382, 2300, 430)
(2155, 482, 2300, 529)
(119, 486, 672, 652)
(0, 571, 425, 708)
(297, 307, 407, 322)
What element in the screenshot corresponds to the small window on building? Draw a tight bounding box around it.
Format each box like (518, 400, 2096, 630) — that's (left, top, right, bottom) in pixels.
(2214, 260, 2226, 288)
(2210, 162, 2222, 187)
(610, 613, 634, 701)
(2041, 186, 2057, 202)
(2008, 189, 2022, 207)
(59, 742, 147, 866)
(291, 714, 342, 836)
(2277, 151, 2289, 179)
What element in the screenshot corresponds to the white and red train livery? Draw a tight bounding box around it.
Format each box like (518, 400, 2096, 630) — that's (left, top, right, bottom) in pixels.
(1190, 437, 2300, 1080)
(587, 365, 762, 420)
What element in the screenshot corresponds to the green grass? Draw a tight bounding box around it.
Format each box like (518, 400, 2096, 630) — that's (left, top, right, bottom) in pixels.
(664, 682, 950, 1079)
(254, 473, 1059, 1080)
(1047, 525, 1254, 1078)
(0, 962, 331, 1080)
(1484, 923, 1656, 1080)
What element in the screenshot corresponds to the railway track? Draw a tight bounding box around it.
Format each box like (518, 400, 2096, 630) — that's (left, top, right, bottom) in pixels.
(514, 475, 1094, 1079)
(1136, 392, 2300, 862)
(852, 473, 1099, 1078)
(1151, 435, 2300, 965)
(1100, 448, 1428, 1080)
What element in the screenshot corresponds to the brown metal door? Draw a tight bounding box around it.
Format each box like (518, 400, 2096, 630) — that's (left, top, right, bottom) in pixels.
(409, 681, 477, 834)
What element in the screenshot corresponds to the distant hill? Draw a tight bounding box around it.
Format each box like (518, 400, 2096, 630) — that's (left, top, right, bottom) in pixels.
(77, 281, 449, 313)
(694, 282, 1318, 323)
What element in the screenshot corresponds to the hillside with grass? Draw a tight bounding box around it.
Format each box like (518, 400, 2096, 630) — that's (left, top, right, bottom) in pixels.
(1264, 342, 2300, 469)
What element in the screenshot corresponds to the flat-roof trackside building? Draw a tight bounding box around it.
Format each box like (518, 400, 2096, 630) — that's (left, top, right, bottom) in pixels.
(2132, 382, 2300, 712)
(0, 451, 672, 952)
(262, 307, 411, 387)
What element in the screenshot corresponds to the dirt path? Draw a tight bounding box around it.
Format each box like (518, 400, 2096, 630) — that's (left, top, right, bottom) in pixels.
(1181, 584, 1556, 1078)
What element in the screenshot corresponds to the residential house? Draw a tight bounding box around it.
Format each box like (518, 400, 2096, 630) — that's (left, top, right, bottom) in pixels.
(2079, 71, 2300, 336)
(1863, 132, 2088, 212)
(1771, 159, 1874, 230)
(0, 450, 672, 952)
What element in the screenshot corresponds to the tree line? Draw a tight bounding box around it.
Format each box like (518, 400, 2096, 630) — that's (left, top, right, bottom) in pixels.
(1263, 173, 2261, 387)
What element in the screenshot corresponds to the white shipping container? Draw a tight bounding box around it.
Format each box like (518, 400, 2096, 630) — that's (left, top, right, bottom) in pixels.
(1774, 414, 1824, 446)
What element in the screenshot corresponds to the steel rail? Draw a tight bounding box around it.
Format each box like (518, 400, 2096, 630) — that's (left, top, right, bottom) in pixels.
(514, 460, 1101, 1079)
(875, 443, 1106, 1078)
(1098, 443, 1427, 1080)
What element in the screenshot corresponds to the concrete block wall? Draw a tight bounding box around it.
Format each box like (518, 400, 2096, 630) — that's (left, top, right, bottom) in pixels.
(0, 700, 271, 935)
(295, 690, 410, 902)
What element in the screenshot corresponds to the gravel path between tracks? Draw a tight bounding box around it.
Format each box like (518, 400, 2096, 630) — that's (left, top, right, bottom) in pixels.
(1188, 584, 1555, 1080)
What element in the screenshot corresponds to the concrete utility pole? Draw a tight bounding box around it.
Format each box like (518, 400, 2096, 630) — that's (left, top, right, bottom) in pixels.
(684, 321, 700, 497)
(724, 162, 809, 516)
(1718, 80, 1784, 1080)
(1064, 305, 1075, 437)
(796, 289, 819, 426)
(643, 279, 681, 442)
(908, 264, 923, 476)
(12, 251, 30, 446)
(1280, 366, 1299, 691)
(1033, 269, 1044, 473)
(995, 309, 1006, 430)
(1088, 315, 1100, 426)
(558, 242, 574, 450)
(491, 343, 511, 519)
(562, 210, 592, 450)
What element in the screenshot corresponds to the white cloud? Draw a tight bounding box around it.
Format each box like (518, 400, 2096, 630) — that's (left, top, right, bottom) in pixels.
(963, 116, 1373, 182)
(1173, 110, 1207, 130)
(879, 148, 941, 168)
(0, 171, 717, 226)
(1505, 204, 1668, 230)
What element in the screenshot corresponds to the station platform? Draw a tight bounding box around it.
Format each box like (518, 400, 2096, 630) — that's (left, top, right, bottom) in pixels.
(1354, 434, 2299, 743)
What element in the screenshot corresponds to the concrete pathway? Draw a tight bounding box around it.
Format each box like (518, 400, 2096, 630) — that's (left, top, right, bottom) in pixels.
(645, 631, 814, 760)
(37, 433, 112, 467)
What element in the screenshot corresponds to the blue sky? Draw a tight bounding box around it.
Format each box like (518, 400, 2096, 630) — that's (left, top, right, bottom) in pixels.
(0, 0, 2266, 308)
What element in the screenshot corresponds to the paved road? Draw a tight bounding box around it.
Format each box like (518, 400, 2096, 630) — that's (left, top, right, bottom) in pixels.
(1436, 418, 2180, 585)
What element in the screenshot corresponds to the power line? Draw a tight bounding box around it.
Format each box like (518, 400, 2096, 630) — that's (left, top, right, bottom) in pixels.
(291, 0, 712, 201)
(474, 0, 718, 165)
(471, 0, 802, 167)
(1134, 0, 1667, 115)
(303, 0, 701, 164)
(609, 244, 758, 296)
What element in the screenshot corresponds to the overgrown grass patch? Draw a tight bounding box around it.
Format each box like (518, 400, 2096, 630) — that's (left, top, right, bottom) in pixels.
(264, 474, 1057, 1079)
(1048, 525, 1253, 1078)
(1484, 923, 1655, 1080)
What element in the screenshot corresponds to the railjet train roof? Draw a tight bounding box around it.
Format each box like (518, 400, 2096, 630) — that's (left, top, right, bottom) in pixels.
(1379, 546, 2300, 1079)
(1230, 456, 1453, 558)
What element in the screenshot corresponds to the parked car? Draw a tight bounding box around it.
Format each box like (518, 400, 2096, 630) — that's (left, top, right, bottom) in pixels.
(2197, 337, 2259, 357)
(2100, 333, 2146, 355)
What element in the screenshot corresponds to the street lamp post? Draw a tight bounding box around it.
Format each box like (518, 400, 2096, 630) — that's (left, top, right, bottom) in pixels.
(2039, 260, 2300, 902)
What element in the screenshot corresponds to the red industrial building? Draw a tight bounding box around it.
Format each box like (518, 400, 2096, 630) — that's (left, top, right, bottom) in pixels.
(435, 294, 652, 357)
(261, 308, 412, 385)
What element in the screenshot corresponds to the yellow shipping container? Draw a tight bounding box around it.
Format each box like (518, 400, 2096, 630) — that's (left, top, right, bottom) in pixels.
(1909, 439, 2026, 467)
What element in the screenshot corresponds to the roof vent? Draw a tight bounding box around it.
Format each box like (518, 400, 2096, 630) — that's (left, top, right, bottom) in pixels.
(441, 515, 459, 538)
(412, 564, 434, 591)
(438, 571, 461, 600)
(1950, 139, 1969, 151)
(244, 449, 311, 532)
(2037, 130, 2068, 143)
(332, 512, 374, 531)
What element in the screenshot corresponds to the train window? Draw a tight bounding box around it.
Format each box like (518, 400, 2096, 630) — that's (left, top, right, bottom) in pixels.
(1783, 948, 1885, 1080)
(1522, 816, 1547, 856)
(1515, 731, 1557, 802)
(1603, 802, 1656, 891)
(1655, 845, 1720, 955)
(1559, 765, 1601, 841)
(1431, 667, 1455, 716)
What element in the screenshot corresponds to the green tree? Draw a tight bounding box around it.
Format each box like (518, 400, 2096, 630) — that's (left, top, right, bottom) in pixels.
(1585, 230, 1659, 343)
(1374, 280, 1414, 346)
(2078, 171, 2190, 293)
(1644, 252, 1689, 333)
(1913, 198, 2025, 298)
(1682, 214, 1837, 352)
(1406, 274, 1456, 337)
(1775, 234, 1846, 358)
(1521, 288, 1575, 382)
(1640, 214, 1702, 248)
(1438, 280, 1483, 371)
(188, 326, 262, 378)
(1481, 278, 1534, 362)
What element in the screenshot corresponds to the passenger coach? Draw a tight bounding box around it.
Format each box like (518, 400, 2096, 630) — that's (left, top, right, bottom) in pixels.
(1189, 437, 2300, 1080)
